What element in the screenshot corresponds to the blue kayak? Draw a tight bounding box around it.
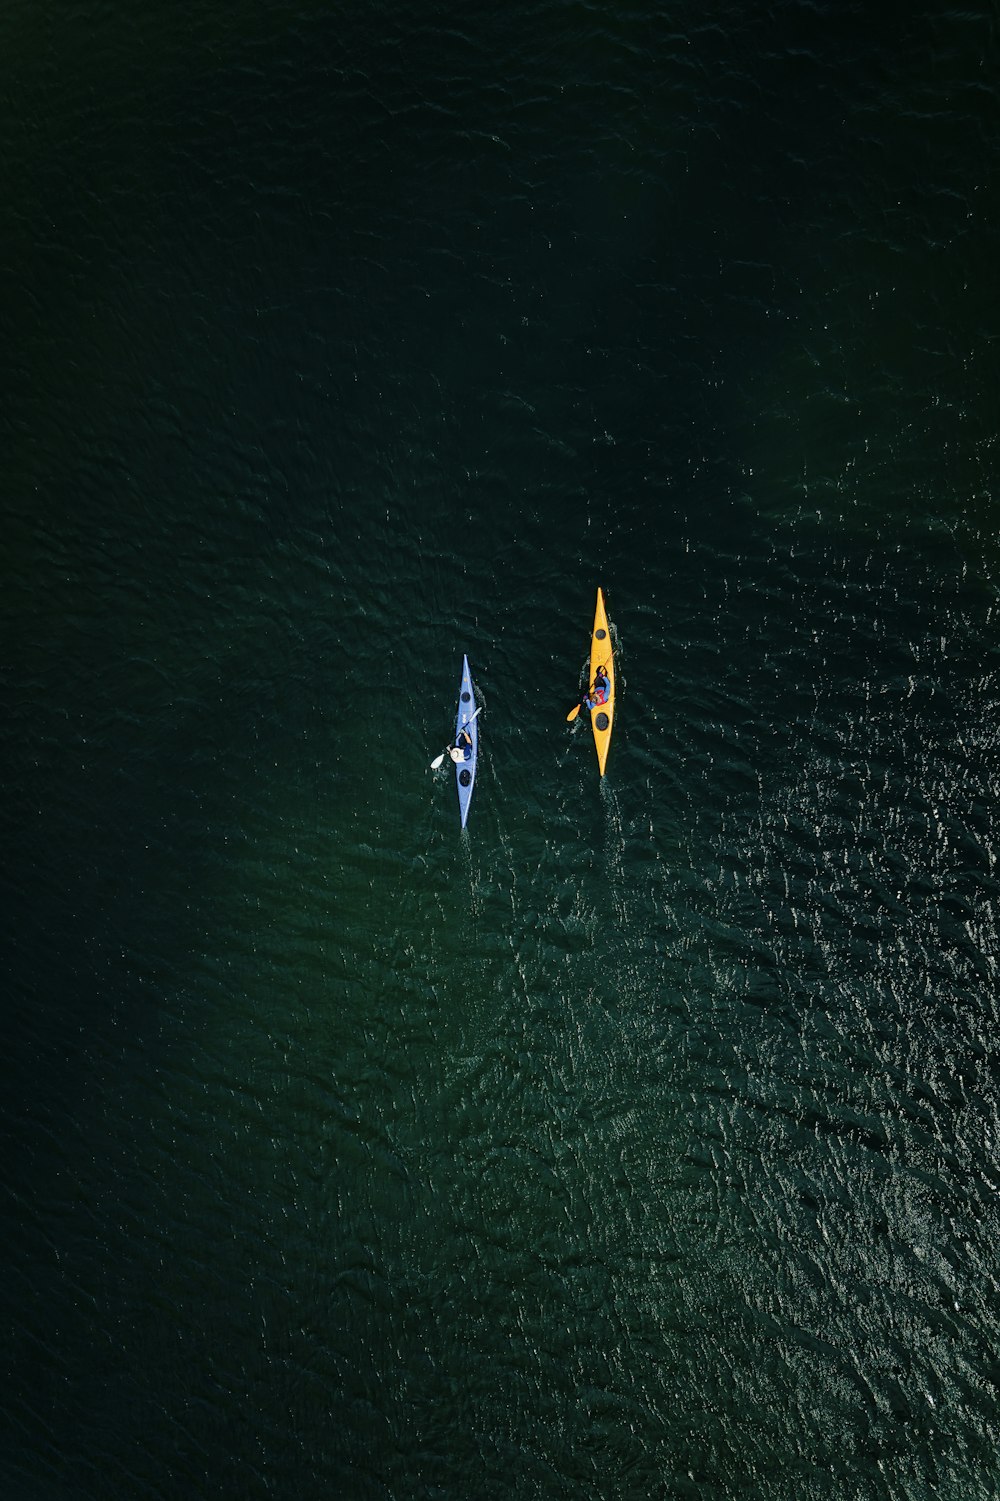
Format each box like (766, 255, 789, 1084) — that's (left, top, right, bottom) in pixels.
(454, 655, 478, 828)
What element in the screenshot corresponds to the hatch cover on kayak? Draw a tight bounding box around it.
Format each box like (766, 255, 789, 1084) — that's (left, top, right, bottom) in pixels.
(459, 768, 472, 787)
(595, 712, 610, 731)
(461, 691, 472, 701)
(595, 628, 607, 640)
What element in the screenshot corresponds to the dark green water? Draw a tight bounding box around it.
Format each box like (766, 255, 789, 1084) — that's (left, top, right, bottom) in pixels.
(3, 3, 1000, 1498)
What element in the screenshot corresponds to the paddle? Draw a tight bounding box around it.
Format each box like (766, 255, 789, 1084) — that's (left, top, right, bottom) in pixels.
(565, 650, 615, 722)
(430, 705, 482, 769)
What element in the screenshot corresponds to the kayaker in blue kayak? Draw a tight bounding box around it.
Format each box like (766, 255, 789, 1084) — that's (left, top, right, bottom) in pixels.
(448, 729, 473, 763)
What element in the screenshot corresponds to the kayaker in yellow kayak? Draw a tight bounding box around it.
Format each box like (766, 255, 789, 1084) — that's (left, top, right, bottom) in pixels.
(579, 665, 610, 713)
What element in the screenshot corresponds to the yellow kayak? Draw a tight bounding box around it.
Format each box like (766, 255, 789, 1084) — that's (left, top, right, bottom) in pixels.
(589, 587, 615, 775)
